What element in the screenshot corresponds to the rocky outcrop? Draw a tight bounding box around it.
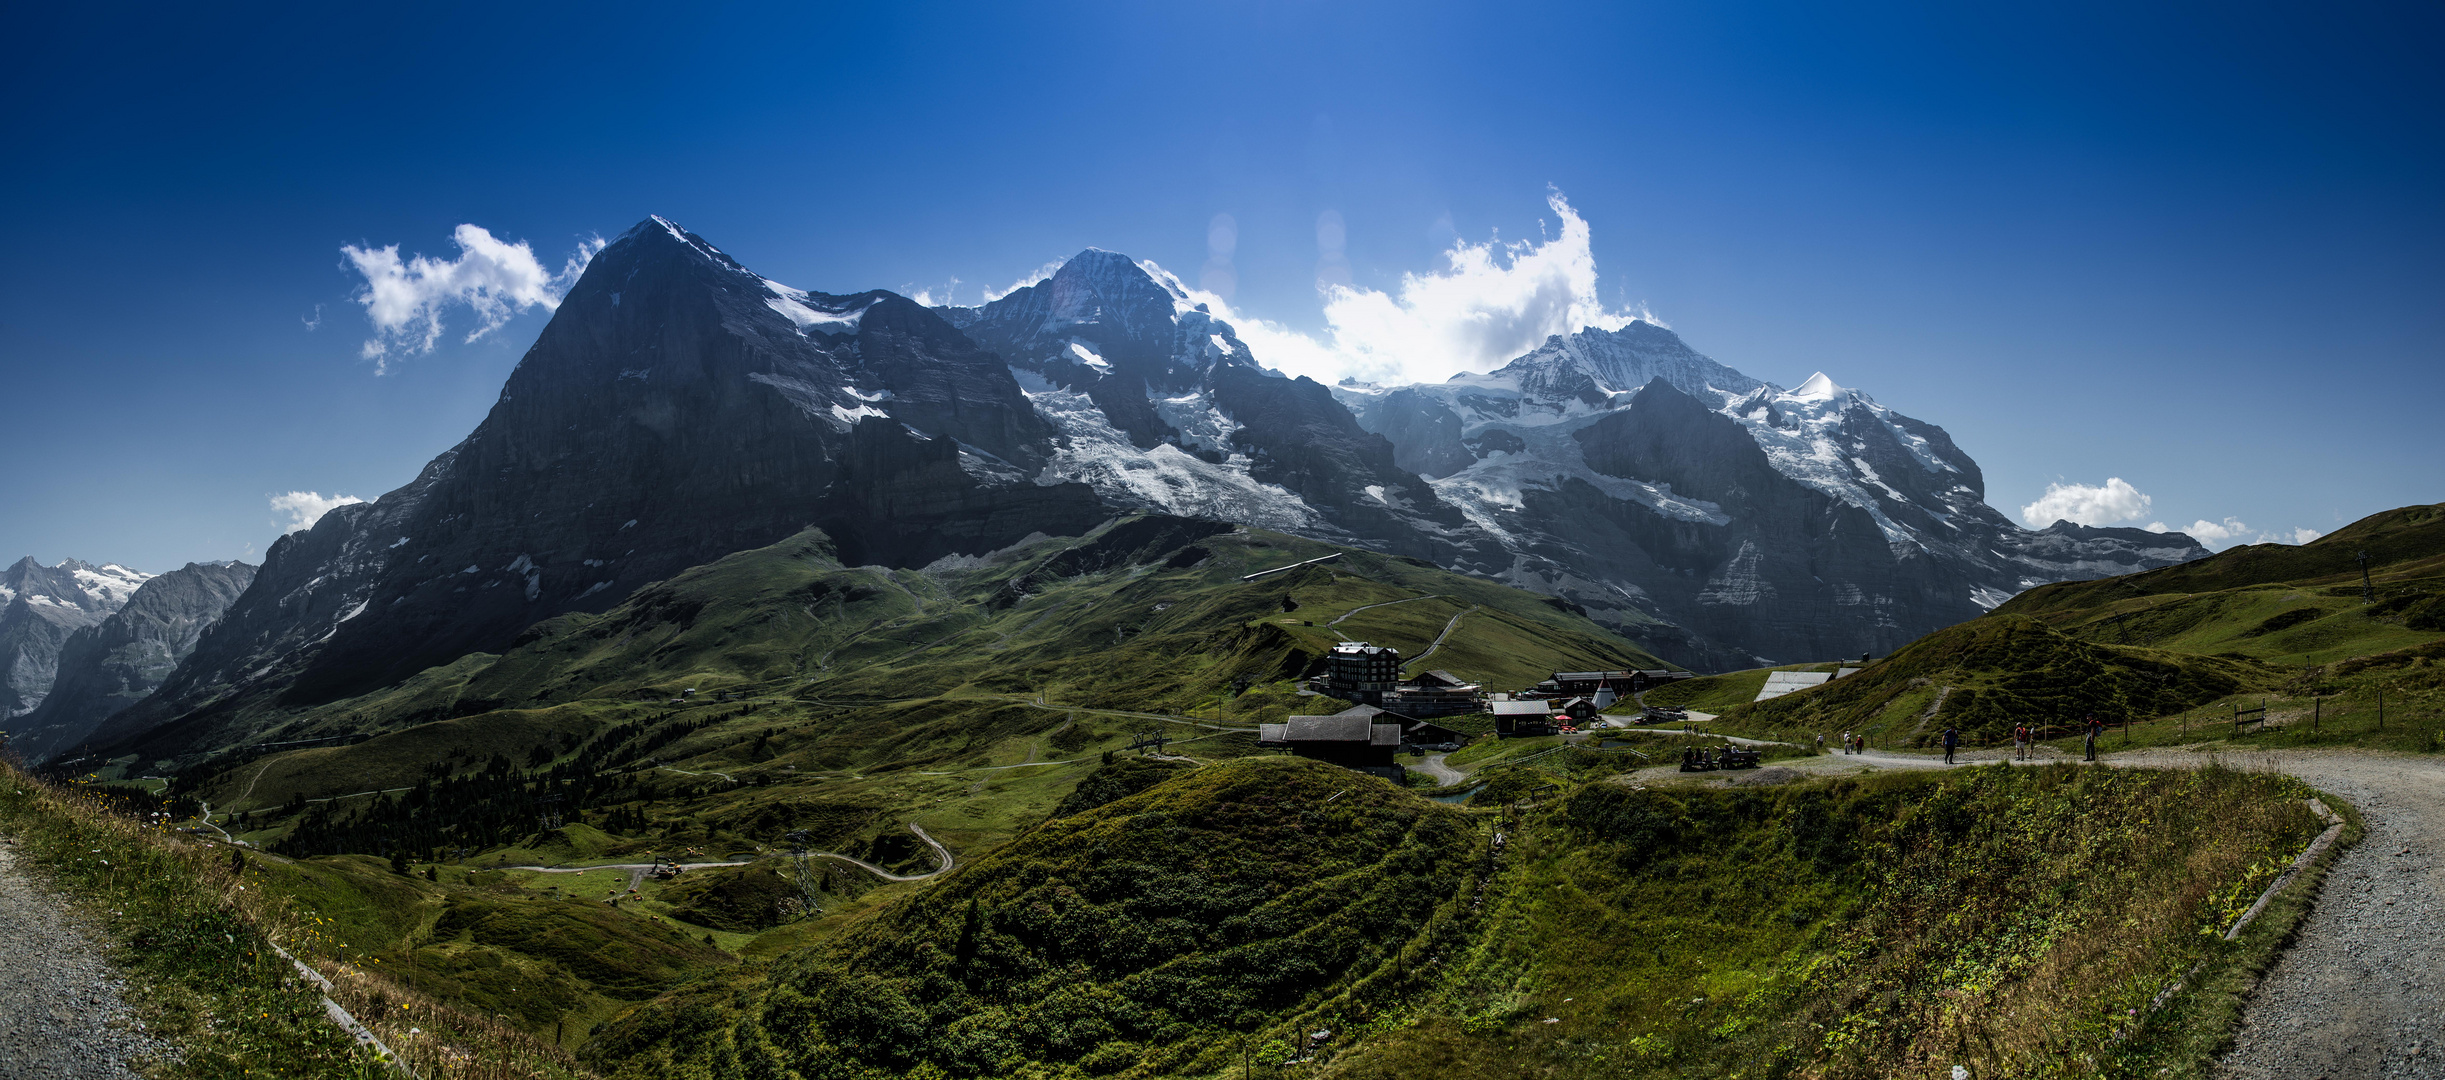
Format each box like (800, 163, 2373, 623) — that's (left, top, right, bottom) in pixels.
(10, 561, 254, 763)
(0, 558, 149, 720)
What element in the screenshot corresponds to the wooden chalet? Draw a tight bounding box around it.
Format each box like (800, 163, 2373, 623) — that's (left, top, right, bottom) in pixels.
(1382, 668, 1482, 718)
(1490, 697, 1558, 738)
(1259, 704, 1408, 780)
(1535, 669, 1691, 697)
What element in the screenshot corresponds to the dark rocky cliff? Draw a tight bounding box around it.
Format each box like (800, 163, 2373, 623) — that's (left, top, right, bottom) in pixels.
(96, 220, 1108, 764)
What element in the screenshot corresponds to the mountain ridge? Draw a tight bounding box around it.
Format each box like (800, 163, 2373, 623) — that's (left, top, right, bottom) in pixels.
(1, 557, 152, 720)
(89, 220, 2206, 764)
(11, 560, 256, 763)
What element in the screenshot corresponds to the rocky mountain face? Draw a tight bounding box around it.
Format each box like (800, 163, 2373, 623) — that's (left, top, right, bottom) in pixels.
(1332, 324, 2207, 667)
(940, 251, 1489, 564)
(0, 558, 151, 720)
(10, 561, 254, 763)
(95, 225, 2206, 765)
(940, 251, 2202, 669)
(94, 219, 1110, 763)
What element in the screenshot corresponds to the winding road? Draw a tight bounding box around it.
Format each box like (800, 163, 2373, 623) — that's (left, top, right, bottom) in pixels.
(498, 821, 956, 885)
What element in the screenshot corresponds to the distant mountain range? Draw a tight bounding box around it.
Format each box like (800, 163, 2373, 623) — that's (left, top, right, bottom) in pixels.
(11, 561, 256, 764)
(65, 218, 2204, 767)
(1, 557, 153, 719)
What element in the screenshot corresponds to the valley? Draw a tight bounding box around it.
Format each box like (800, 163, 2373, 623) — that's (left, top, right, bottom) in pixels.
(0, 221, 2428, 1080)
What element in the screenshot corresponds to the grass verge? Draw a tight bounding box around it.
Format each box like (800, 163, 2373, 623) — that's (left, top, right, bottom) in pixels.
(0, 759, 592, 1079)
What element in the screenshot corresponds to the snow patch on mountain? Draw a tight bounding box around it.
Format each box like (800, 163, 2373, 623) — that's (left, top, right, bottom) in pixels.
(1011, 368, 1320, 531)
(70, 565, 153, 607)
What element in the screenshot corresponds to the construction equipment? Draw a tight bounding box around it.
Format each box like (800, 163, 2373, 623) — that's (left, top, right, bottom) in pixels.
(1677, 744, 1762, 772)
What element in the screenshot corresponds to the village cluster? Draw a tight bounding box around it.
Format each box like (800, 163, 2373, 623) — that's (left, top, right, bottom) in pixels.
(1254, 640, 1696, 781)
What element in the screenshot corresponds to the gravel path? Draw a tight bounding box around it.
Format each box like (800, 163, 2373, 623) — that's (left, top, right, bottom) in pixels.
(1659, 742, 2445, 1077)
(0, 837, 170, 1079)
(1414, 753, 1464, 786)
(2208, 750, 2445, 1080)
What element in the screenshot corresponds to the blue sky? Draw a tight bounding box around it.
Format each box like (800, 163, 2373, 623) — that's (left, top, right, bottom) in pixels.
(2, 0, 2438, 571)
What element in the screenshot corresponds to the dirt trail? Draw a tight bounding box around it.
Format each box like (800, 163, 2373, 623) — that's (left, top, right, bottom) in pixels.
(0, 838, 169, 1079)
(1701, 743, 2445, 1077)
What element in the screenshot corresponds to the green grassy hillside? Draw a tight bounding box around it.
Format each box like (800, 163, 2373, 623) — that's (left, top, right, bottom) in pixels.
(154, 517, 1661, 781)
(587, 755, 2330, 1080)
(1703, 503, 2445, 749)
(87, 516, 1668, 1056)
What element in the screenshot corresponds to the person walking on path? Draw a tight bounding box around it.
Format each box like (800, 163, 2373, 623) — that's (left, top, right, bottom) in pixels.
(2013, 723, 2030, 761)
(2083, 713, 2103, 761)
(1840, 731, 1852, 755)
(1941, 726, 1959, 765)
(1815, 733, 1826, 754)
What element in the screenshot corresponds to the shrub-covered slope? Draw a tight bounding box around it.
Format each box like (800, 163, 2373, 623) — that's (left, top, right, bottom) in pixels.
(1704, 503, 2445, 748)
(592, 756, 1481, 1079)
(1724, 616, 2273, 744)
(587, 755, 2329, 1080)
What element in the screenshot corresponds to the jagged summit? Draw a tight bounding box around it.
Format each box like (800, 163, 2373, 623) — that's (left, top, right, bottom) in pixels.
(92, 219, 1108, 761)
(1, 557, 153, 718)
(1479, 320, 1767, 405)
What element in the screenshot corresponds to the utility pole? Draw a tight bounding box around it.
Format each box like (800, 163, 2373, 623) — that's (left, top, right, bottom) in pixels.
(2357, 550, 2376, 604)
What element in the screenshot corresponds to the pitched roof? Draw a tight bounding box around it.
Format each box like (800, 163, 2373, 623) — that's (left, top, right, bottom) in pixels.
(1262, 713, 1408, 745)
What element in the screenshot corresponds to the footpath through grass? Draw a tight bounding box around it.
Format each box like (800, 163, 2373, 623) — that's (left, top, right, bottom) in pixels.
(0, 759, 593, 1080)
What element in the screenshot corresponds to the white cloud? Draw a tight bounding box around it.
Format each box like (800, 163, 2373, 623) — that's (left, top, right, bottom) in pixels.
(2147, 517, 2319, 549)
(905, 278, 960, 307)
(2183, 517, 2251, 547)
(2018, 477, 2152, 528)
(981, 260, 1064, 304)
(269, 491, 365, 535)
(1145, 189, 1650, 386)
(343, 225, 605, 373)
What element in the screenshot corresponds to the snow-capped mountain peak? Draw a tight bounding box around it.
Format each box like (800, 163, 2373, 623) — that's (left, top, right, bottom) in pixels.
(1332, 317, 2206, 666)
(1790, 371, 1845, 401)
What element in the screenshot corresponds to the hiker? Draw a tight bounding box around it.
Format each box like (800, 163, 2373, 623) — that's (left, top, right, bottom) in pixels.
(1841, 731, 1852, 755)
(1816, 733, 1826, 754)
(2084, 713, 2104, 761)
(2013, 723, 2030, 761)
(1941, 726, 1959, 765)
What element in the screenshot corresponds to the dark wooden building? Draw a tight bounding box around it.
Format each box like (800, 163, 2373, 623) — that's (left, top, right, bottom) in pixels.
(1536, 669, 1691, 697)
(1382, 668, 1482, 718)
(1260, 704, 1407, 780)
